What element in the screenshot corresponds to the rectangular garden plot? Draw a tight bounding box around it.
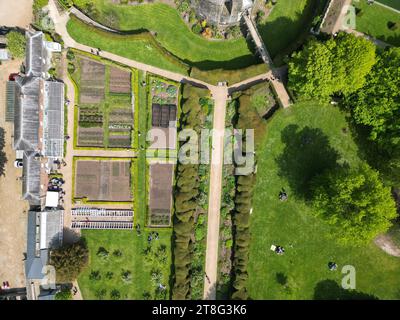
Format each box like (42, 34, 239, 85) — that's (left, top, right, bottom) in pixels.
(108, 128, 131, 148)
(79, 58, 105, 104)
(151, 104, 177, 128)
(75, 160, 132, 202)
(77, 127, 105, 147)
(109, 107, 133, 125)
(148, 163, 174, 226)
(109, 67, 131, 94)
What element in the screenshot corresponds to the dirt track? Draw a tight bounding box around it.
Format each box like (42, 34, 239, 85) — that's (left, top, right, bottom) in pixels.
(0, 59, 29, 288)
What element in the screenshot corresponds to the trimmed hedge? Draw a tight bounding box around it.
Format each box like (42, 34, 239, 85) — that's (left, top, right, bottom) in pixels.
(172, 85, 210, 299)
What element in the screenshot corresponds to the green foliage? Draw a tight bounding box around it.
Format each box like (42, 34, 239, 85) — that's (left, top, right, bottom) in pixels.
(67, 50, 75, 61)
(68, 63, 76, 74)
(288, 33, 376, 101)
(110, 289, 121, 300)
(121, 270, 132, 283)
(191, 23, 203, 34)
(50, 240, 89, 282)
(151, 269, 163, 286)
(347, 48, 400, 150)
(195, 226, 206, 241)
(143, 244, 168, 267)
(55, 288, 72, 300)
(33, 0, 49, 12)
(95, 288, 107, 300)
(112, 249, 123, 257)
(228, 83, 270, 299)
(6, 31, 26, 58)
(96, 247, 109, 260)
(312, 164, 397, 245)
(59, 0, 74, 8)
(172, 84, 210, 299)
(225, 239, 233, 248)
(89, 270, 101, 281)
(346, 48, 400, 185)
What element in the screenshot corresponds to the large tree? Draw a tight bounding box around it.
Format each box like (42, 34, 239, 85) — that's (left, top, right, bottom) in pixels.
(6, 31, 26, 58)
(312, 164, 397, 245)
(49, 240, 89, 282)
(288, 33, 376, 101)
(346, 48, 400, 185)
(347, 48, 400, 151)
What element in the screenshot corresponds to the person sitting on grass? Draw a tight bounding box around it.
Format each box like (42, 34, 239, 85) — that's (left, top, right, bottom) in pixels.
(279, 188, 288, 201)
(275, 246, 285, 255)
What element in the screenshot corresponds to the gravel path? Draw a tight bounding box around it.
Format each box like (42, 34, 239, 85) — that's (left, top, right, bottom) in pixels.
(0, 59, 30, 288)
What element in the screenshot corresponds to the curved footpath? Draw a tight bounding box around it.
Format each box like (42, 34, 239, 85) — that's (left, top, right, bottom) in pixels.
(47, 0, 282, 300)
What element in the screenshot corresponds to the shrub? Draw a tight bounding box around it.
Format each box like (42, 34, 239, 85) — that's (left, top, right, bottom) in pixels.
(6, 31, 26, 58)
(121, 270, 132, 283)
(151, 269, 163, 286)
(225, 239, 233, 248)
(89, 270, 101, 281)
(195, 226, 206, 241)
(95, 289, 107, 300)
(112, 249, 123, 257)
(66, 50, 75, 61)
(55, 288, 72, 300)
(110, 289, 121, 300)
(388, 21, 398, 31)
(192, 23, 203, 34)
(106, 271, 114, 280)
(142, 291, 152, 300)
(96, 247, 109, 260)
(67, 62, 75, 74)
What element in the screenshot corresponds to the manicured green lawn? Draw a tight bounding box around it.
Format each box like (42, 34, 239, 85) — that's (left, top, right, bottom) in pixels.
(72, 1, 256, 69)
(377, 0, 400, 11)
(248, 102, 400, 300)
(353, 0, 400, 46)
(259, 0, 326, 58)
(67, 16, 189, 74)
(68, 0, 326, 72)
(78, 228, 172, 300)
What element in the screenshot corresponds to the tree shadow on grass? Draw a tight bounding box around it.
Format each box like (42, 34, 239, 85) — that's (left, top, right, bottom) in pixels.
(276, 124, 340, 200)
(313, 280, 378, 300)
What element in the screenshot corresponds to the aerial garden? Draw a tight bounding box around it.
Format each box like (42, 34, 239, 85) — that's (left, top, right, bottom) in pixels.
(62, 0, 327, 82)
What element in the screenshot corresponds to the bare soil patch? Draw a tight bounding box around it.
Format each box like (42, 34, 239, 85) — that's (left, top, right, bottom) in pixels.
(149, 163, 174, 226)
(375, 234, 400, 257)
(79, 58, 105, 104)
(0, 59, 29, 288)
(109, 67, 131, 94)
(75, 160, 132, 201)
(0, 0, 33, 29)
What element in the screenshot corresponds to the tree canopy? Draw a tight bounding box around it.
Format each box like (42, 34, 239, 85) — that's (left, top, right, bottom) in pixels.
(49, 240, 89, 282)
(347, 48, 400, 152)
(288, 33, 376, 101)
(312, 164, 397, 245)
(6, 31, 26, 59)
